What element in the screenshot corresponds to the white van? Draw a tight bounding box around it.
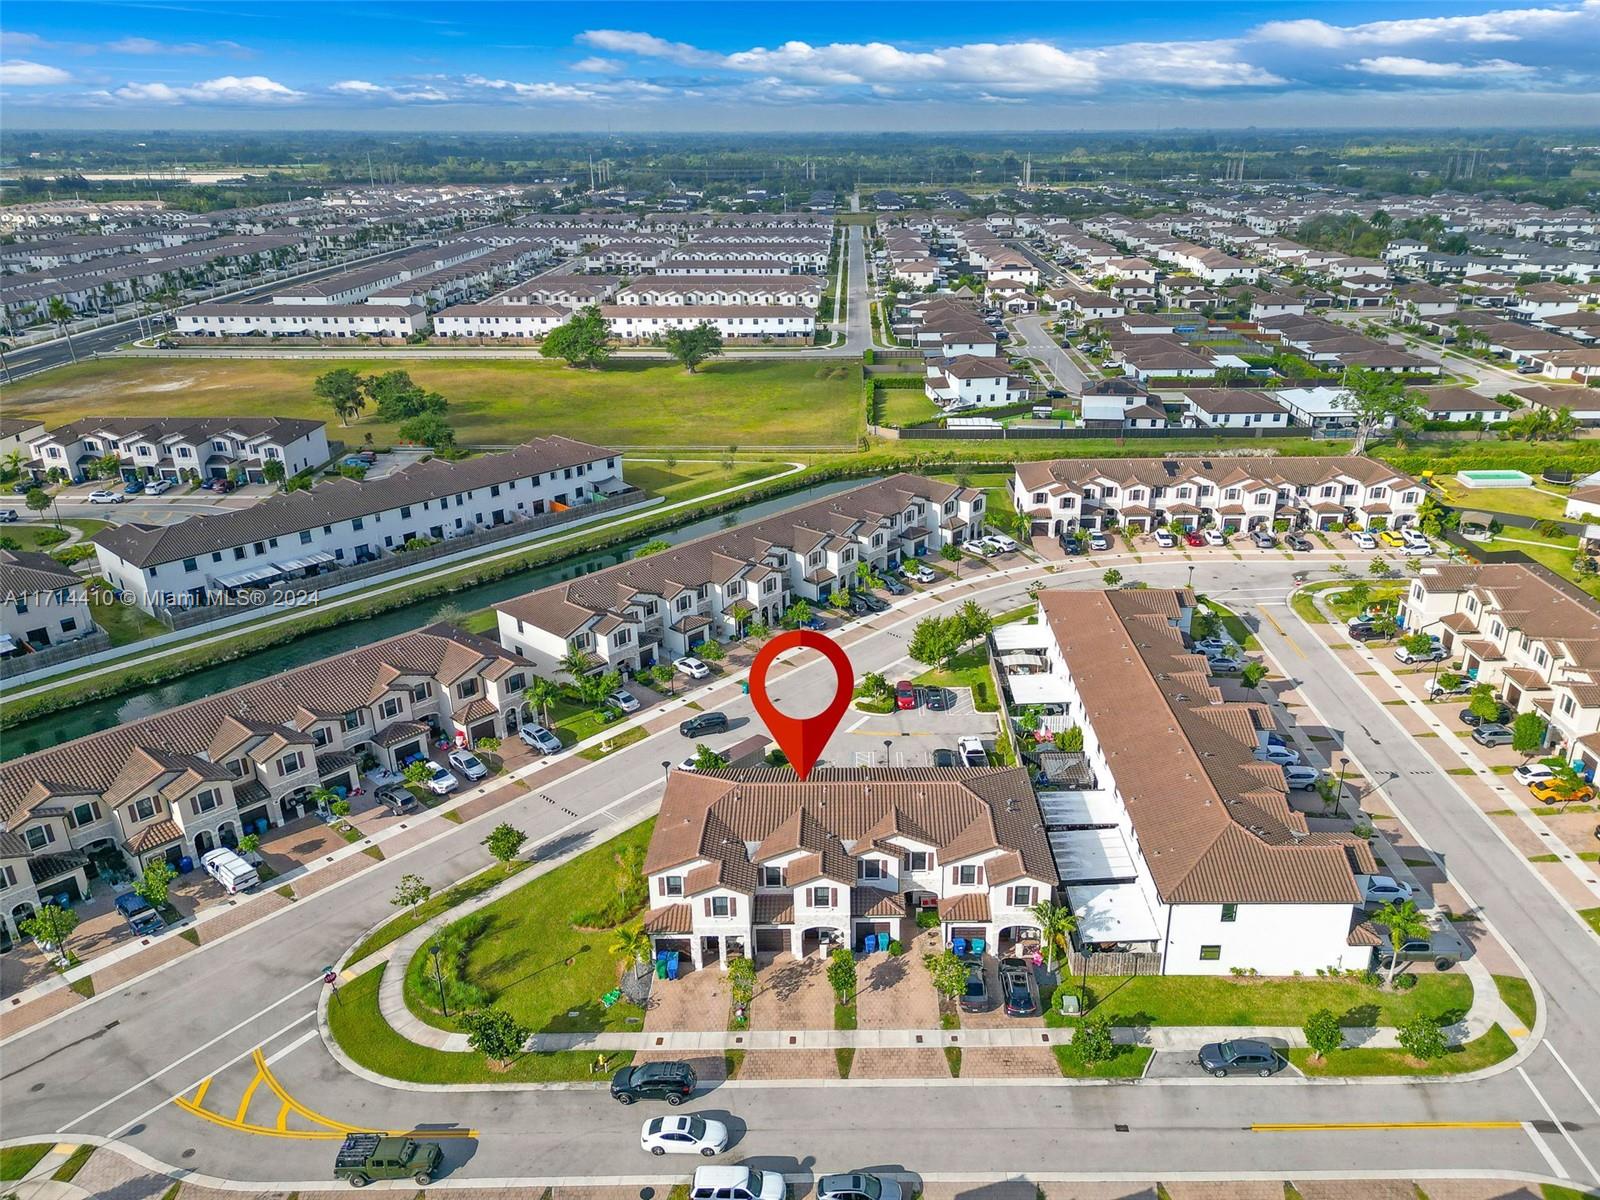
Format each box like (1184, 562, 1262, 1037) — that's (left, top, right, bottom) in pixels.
(201, 847, 259, 894)
(690, 1165, 786, 1200)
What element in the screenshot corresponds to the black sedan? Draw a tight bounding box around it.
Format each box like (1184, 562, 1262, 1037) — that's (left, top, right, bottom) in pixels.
(958, 961, 991, 1012)
(999, 957, 1036, 1016)
(611, 1061, 696, 1105)
(924, 687, 952, 712)
(1197, 1038, 1284, 1078)
(1459, 703, 1512, 727)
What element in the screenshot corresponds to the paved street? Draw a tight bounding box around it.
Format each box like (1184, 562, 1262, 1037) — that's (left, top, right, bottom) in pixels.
(2, 558, 1598, 1192)
(1011, 312, 1088, 392)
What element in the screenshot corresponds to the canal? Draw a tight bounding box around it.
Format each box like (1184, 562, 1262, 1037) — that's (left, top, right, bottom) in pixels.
(2, 476, 872, 761)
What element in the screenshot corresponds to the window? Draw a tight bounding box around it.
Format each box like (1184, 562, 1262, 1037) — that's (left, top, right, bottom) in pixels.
(70, 802, 99, 828)
(134, 797, 157, 821)
(1221, 904, 1238, 923)
(411, 683, 432, 702)
(759, 866, 785, 887)
(299, 530, 313, 545)
(858, 858, 885, 880)
(25, 825, 54, 850)
(312, 727, 331, 747)
(1008, 885, 1033, 907)
(192, 788, 221, 814)
(380, 697, 402, 720)
(905, 850, 931, 872)
(1562, 695, 1576, 716)
(1199, 945, 1222, 961)
(505, 674, 525, 694)
(810, 886, 832, 907)
(457, 678, 479, 699)
(343, 710, 365, 731)
(277, 752, 304, 776)
(957, 865, 978, 886)
(663, 876, 683, 897)
(709, 896, 731, 918)
(183, 557, 197, 572)
(60, 617, 76, 634)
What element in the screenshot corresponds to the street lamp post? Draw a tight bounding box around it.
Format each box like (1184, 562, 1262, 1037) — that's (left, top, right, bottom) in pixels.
(428, 941, 449, 1018)
(884, 739, 893, 768)
(661, 760, 672, 788)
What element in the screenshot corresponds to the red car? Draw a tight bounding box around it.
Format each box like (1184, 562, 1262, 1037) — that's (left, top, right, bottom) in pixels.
(895, 680, 917, 710)
(1184, 531, 1206, 547)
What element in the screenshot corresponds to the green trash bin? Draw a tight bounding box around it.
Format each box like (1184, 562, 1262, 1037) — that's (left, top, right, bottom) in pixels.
(655, 956, 668, 979)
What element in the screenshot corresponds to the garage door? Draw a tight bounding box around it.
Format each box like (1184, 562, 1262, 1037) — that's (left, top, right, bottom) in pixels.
(393, 740, 423, 765)
(754, 928, 786, 953)
(321, 770, 355, 795)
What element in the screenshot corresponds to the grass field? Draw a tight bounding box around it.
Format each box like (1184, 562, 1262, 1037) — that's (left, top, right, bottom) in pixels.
(0, 518, 106, 552)
(1494, 974, 1537, 1029)
(0, 1144, 52, 1182)
(1288, 1023, 1514, 1077)
(876, 388, 939, 428)
(1433, 481, 1573, 523)
(4, 357, 864, 449)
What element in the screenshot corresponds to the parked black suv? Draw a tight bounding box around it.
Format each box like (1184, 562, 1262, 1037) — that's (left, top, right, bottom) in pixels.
(611, 1061, 696, 1105)
(999, 957, 1036, 1016)
(1459, 703, 1512, 728)
(680, 711, 729, 738)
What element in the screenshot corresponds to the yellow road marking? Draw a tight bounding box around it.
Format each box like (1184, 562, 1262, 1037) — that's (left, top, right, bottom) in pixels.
(190, 1077, 212, 1109)
(233, 1070, 264, 1124)
(251, 1048, 366, 1133)
(1253, 1121, 1521, 1132)
(1258, 606, 1305, 659)
(276, 1099, 292, 1132)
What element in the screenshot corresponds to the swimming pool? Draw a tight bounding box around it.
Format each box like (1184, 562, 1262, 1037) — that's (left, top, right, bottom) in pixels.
(1456, 469, 1534, 489)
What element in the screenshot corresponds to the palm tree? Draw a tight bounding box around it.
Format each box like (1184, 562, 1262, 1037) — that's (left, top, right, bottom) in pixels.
(1370, 899, 1429, 988)
(1, 449, 24, 479)
(0, 338, 13, 384)
(46, 297, 77, 363)
(559, 646, 599, 683)
(611, 924, 653, 980)
(523, 676, 561, 729)
(1028, 898, 1077, 975)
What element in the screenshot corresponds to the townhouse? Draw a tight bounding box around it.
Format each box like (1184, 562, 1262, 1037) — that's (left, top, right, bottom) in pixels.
(1012, 455, 1422, 537)
(1514, 386, 1600, 426)
(432, 303, 568, 340)
(1, 549, 98, 656)
(92, 437, 624, 614)
(1179, 389, 1293, 431)
(1004, 589, 1377, 975)
(0, 624, 531, 946)
(1400, 564, 1600, 775)
(175, 302, 426, 339)
(30, 417, 329, 485)
(598, 305, 815, 342)
(924, 354, 1030, 409)
(1415, 388, 1512, 424)
(495, 475, 985, 678)
(614, 277, 823, 308)
(641, 766, 1059, 968)
(656, 257, 792, 277)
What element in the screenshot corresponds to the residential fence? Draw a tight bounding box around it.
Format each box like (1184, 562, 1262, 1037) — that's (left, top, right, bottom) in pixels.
(1, 629, 113, 673)
(1068, 949, 1163, 977)
(896, 424, 1311, 442)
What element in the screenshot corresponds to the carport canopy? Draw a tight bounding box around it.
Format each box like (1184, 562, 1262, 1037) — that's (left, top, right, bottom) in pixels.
(1067, 882, 1162, 943)
(1050, 826, 1138, 885)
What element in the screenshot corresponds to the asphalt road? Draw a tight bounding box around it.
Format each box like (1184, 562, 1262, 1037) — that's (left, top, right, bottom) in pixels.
(3, 558, 1598, 1190)
(1010, 313, 1087, 392)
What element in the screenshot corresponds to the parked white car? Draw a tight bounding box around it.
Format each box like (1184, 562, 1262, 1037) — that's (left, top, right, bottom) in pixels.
(1352, 532, 1378, 550)
(146, 479, 174, 496)
(423, 763, 459, 795)
(987, 532, 1019, 553)
(1402, 532, 1432, 554)
(1362, 875, 1415, 906)
(519, 725, 561, 755)
(674, 656, 711, 679)
(1282, 765, 1323, 791)
(1512, 763, 1555, 788)
(908, 563, 937, 584)
(1154, 530, 1177, 548)
(690, 1166, 785, 1200)
(1253, 744, 1302, 767)
(608, 689, 641, 713)
(956, 735, 988, 767)
(1204, 529, 1226, 546)
(88, 490, 124, 504)
(641, 1114, 729, 1157)
(447, 749, 488, 781)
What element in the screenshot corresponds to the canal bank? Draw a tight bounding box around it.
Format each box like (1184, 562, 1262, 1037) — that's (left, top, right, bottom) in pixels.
(1, 474, 875, 760)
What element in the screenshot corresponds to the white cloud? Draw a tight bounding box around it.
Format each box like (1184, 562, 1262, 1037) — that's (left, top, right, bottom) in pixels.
(577, 29, 720, 67)
(111, 74, 304, 104)
(463, 75, 600, 102)
(0, 59, 72, 85)
(1353, 56, 1534, 77)
(330, 79, 450, 102)
(571, 56, 625, 74)
(105, 37, 250, 56)
(1256, 3, 1597, 47)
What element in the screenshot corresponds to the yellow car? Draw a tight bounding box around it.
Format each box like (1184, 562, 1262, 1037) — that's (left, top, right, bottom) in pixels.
(1378, 530, 1406, 548)
(1529, 779, 1595, 805)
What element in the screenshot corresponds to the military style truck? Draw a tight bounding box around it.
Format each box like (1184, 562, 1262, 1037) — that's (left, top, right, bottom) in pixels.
(334, 1133, 443, 1187)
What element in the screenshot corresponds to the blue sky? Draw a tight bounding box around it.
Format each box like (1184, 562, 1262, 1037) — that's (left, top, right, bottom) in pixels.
(3, 1, 1598, 130)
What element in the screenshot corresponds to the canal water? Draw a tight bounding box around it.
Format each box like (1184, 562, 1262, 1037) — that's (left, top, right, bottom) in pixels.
(2, 476, 872, 762)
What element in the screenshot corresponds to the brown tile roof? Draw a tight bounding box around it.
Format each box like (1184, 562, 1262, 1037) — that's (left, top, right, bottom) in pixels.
(1038, 589, 1363, 906)
(1014, 455, 1416, 498)
(852, 889, 909, 919)
(0, 624, 525, 825)
(124, 819, 182, 854)
(938, 893, 992, 922)
(643, 904, 693, 935)
(753, 894, 795, 925)
(1347, 918, 1382, 947)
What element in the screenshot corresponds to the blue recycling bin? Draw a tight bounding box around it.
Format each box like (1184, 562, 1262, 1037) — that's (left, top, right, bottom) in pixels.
(178, 855, 194, 874)
(863, 933, 878, 954)
(256, 818, 270, 836)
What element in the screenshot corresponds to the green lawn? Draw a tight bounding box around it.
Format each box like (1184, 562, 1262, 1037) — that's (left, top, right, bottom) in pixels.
(0, 518, 106, 553)
(1200, 597, 1258, 649)
(1288, 1024, 1515, 1077)
(1326, 581, 1407, 622)
(877, 388, 939, 428)
(1046, 973, 1472, 1028)
(4, 357, 864, 450)
(913, 644, 997, 711)
(1494, 974, 1537, 1029)
(0, 1144, 52, 1182)
(1053, 1044, 1153, 1079)
(1580, 907, 1600, 937)
(623, 457, 792, 504)
(401, 820, 653, 1036)
(346, 858, 531, 965)
(329, 965, 631, 1084)
(86, 579, 169, 645)
(1433, 481, 1573, 523)
(1476, 532, 1600, 601)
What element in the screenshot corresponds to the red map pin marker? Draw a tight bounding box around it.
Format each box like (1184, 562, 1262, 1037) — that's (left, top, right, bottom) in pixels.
(747, 629, 854, 781)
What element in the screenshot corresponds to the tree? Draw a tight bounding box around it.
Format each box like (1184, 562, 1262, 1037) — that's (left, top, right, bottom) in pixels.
(1335, 367, 1423, 455)
(25, 487, 53, 527)
(262, 459, 286, 488)
(524, 676, 561, 728)
(313, 368, 366, 426)
(460, 1006, 530, 1066)
(1416, 495, 1458, 539)
(133, 860, 179, 909)
(781, 600, 812, 629)
(1468, 683, 1502, 725)
(691, 744, 730, 771)
(391, 873, 432, 910)
(1535, 755, 1591, 805)
(364, 370, 447, 422)
(1190, 608, 1222, 644)
(1055, 726, 1084, 753)
(1400, 631, 1436, 657)
(1072, 1013, 1115, 1065)
(1370, 899, 1429, 987)
(1397, 1014, 1447, 1062)
(826, 944, 857, 1004)
(1344, 581, 1372, 613)
(691, 638, 725, 664)
(634, 538, 671, 558)
(924, 948, 967, 1002)
(1369, 557, 1395, 579)
(908, 615, 962, 670)
(726, 600, 754, 639)
(953, 599, 993, 646)
(940, 543, 964, 577)
(1028, 898, 1077, 975)
(237, 832, 261, 859)
(1102, 568, 1123, 588)
(47, 296, 77, 363)
(663, 321, 724, 373)
(559, 646, 599, 681)
(19, 903, 78, 962)
(611, 924, 653, 980)
(483, 822, 527, 865)
(397, 412, 455, 449)
(403, 760, 434, 784)
(541, 305, 611, 369)
(1240, 661, 1268, 689)
(1303, 1008, 1343, 1063)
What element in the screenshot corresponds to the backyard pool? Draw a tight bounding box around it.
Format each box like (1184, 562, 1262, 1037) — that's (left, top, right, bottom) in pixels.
(1457, 469, 1534, 489)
